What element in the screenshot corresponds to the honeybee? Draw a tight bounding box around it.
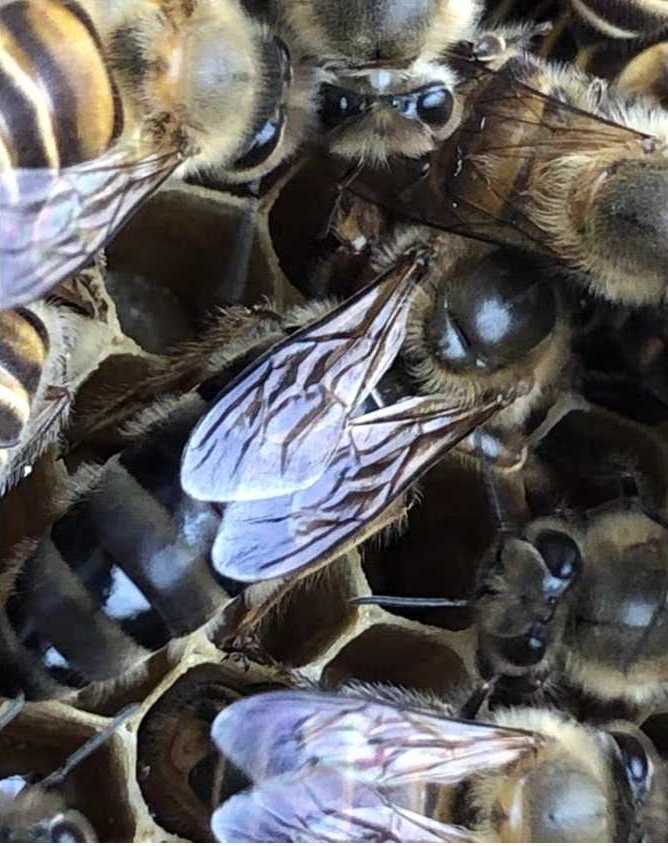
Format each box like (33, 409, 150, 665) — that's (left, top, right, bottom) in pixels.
(351, 37, 668, 305)
(0, 264, 135, 493)
(209, 687, 668, 842)
(1, 250, 508, 700)
(368, 227, 571, 470)
(0, 699, 137, 842)
(361, 405, 668, 716)
(274, 0, 483, 164)
(0, 0, 316, 308)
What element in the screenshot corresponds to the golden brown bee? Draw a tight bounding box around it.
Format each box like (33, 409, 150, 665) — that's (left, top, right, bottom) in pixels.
(352, 39, 668, 306)
(210, 686, 668, 842)
(0, 264, 133, 494)
(0, 0, 316, 308)
(274, 0, 487, 163)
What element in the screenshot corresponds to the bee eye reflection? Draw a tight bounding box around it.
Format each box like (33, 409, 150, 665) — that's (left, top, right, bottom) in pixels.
(233, 109, 285, 170)
(416, 85, 453, 127)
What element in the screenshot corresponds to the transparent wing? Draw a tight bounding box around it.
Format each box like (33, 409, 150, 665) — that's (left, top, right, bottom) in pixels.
(211, 767, 474, 843)
(351, 54, 649, 254)
(211, 691, 544, 788)
(211, 395, 507, 582)
(181, 252, 424, 504)
(0, 146, 182, 308)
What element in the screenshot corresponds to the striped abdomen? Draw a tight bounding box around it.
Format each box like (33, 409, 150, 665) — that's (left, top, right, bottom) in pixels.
(0, 397, 231, 700)
(0, 0, 121, 170)
(0, 308, 48, 449)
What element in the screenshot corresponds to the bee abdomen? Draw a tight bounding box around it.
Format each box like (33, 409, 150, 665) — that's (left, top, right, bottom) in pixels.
(0, 0, 120, 170)
(0, 308, 48, 448)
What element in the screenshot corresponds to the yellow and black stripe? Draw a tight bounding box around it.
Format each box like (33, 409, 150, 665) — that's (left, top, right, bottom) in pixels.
(0, 0, 122, 170)
(0, 307, 49, 448)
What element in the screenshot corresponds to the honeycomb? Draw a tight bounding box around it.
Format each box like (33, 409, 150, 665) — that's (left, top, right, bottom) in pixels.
(3, 0, 668, 841)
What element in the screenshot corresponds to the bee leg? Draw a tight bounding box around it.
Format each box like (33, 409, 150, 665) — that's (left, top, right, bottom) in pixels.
(317, 161, 365, 242)
(458, 676, 499, 720)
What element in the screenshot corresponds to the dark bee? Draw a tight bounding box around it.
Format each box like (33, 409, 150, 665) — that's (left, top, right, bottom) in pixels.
(210, 686, 667, 842)
(0, 0, 314, 307)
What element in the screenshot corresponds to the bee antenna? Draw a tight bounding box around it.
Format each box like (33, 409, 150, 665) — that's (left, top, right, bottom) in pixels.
(476, 427, 514, 537)
(350, 595, 470, 608)
(38, 703, 139, 791)
(0, 694, 25, 733)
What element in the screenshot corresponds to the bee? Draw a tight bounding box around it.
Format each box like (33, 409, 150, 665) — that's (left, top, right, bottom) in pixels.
(274, 0, 483, 164)
(0, 264, 134, 494)
(368, 227, 572, 471)
(0, 698, 137, 842)
(351, 36, 668, 305)
(0, 251, 507, 700)
(0, 0, 316, 308)
(569, 0, 668, 42)
(360, 404, 668, 717)
(209, 687, 667, 842)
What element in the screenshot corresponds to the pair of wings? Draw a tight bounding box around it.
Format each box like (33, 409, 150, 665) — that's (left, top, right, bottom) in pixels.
(209, 689, 544, 842)
(0, 50, 647, 309)
(0, 145, 182, 308)
(180, 252, 507, 583)
(349, 52, 649, 257)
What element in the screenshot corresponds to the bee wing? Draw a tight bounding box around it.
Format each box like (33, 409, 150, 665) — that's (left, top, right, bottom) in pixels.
(0, 146, 181, 308)
(211, 395, 507, 582)
(351, 57, 649, 254)
(180, 253, 423, 504)
(211, 766, 474, 843)
(211, 691, 543, 789)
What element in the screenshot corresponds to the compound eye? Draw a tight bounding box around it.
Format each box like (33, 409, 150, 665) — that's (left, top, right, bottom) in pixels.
(611, 732, 653, 799)
(498, 624, 547, 668)
(535, 530, 582, 582)
(233, 110, 285, 171)
(416, 85, 454, 128)
(319, 84, 367, 128)
(48, 812, 95, 843)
